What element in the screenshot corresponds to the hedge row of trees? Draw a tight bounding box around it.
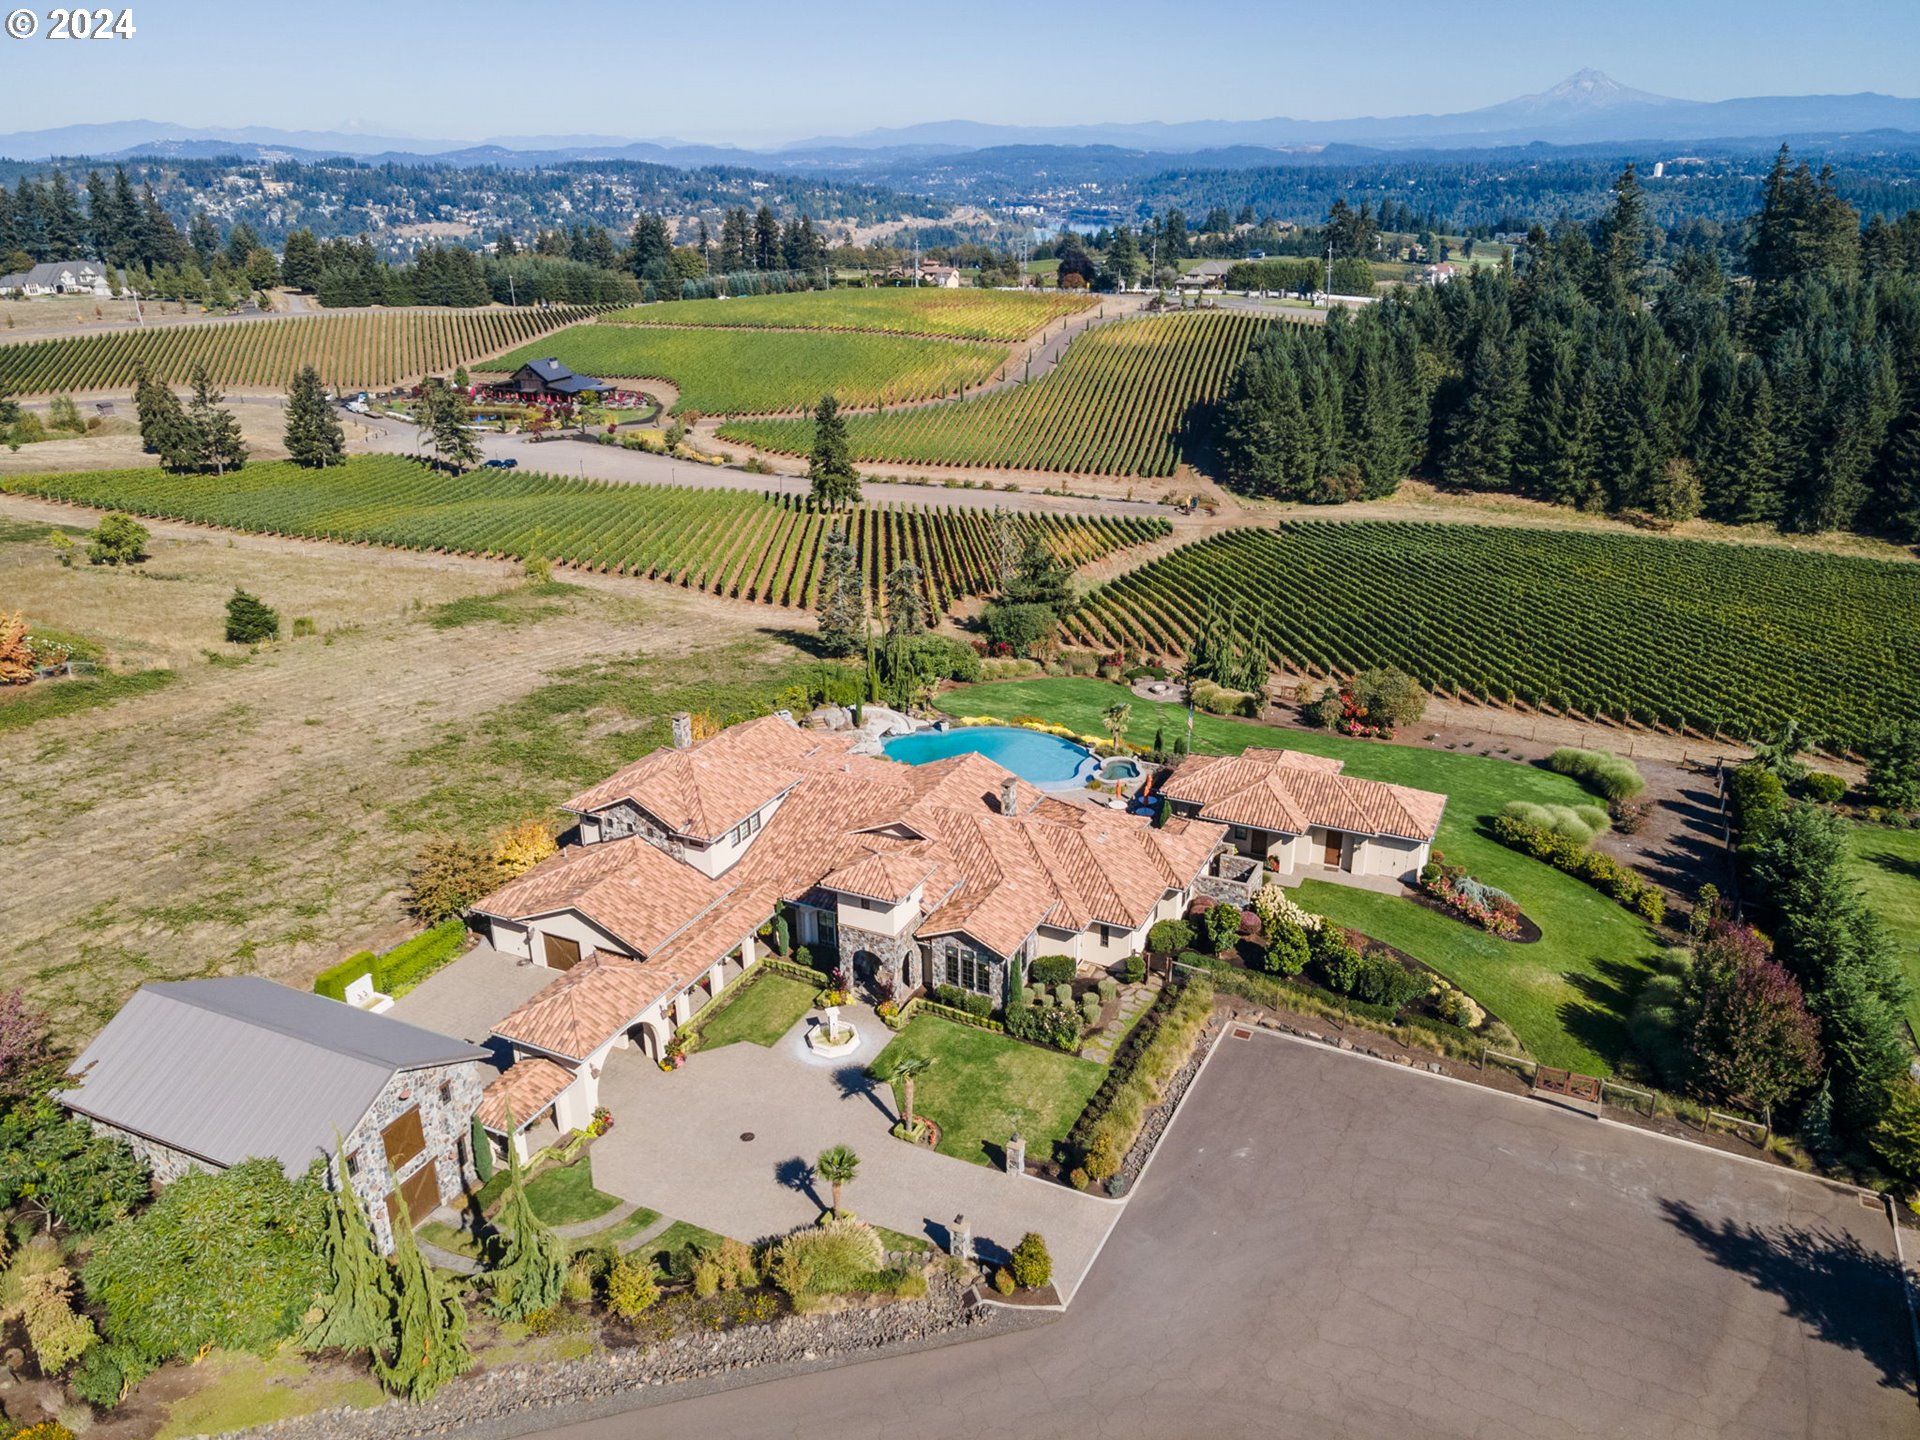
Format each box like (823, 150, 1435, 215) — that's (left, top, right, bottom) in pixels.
(1216, 149, 1920, 540)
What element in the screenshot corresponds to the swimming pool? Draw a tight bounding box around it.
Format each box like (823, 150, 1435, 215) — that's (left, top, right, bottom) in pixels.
(881, 726, 1096, 788)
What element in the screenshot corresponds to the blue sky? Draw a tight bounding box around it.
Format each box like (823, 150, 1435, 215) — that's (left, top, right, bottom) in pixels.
(1, 0, 1916, 145)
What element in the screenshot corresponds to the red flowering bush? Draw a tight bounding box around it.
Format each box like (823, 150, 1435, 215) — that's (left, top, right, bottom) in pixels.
(1419, 852, 1523, 938)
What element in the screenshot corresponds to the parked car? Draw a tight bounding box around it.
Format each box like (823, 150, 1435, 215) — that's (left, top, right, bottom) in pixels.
(481, 457, 518, 469)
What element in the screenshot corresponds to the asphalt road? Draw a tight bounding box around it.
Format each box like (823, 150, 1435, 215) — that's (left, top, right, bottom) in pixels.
(506, 1032, 1915, 1440)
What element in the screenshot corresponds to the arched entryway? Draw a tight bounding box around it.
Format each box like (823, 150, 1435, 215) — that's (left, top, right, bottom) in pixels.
(629, 1018, 669, 1061)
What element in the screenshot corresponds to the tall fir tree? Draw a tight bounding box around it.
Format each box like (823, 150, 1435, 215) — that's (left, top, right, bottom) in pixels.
(187, 363, 248, 476)
(815, 526, 866, 657)
(284, 365, 345, 468)
(882, 561, 928, 639)
(1440, 309, 1525, 489)
(807, 394, 860, 509)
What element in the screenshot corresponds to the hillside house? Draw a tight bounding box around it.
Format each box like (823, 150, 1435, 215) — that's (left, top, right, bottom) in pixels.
(468, 715, 1225, 1150)
(1158, 748, 1446, 886)
(0, 260, 113, 297)
(59, 978, 489, 1250)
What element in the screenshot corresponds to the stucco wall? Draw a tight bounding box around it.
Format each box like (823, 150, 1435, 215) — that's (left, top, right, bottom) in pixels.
(1350, 834, 1428, 882)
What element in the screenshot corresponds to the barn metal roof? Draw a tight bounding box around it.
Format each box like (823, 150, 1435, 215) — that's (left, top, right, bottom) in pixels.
(58, 977, 488, 1177)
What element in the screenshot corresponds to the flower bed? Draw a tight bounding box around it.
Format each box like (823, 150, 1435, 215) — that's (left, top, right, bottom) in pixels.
(1417, 852, 1530, 940)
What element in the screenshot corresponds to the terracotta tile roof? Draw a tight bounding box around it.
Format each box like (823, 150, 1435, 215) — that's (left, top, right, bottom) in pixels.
(471, 836, 728, 956)
(477, 1056, 575, 1132)
(820, 848, 941, 904)
(1160, 751, 1445, 842)
(492, 954, 661, 1060)
(563, 716, 860, 842)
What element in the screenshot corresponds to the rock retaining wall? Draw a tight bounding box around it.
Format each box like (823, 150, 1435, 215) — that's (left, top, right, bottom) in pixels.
(226, 1276, 1030, 1440)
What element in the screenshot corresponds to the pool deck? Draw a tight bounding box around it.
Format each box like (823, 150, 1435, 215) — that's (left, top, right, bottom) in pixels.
(887, 722, 1105, 792)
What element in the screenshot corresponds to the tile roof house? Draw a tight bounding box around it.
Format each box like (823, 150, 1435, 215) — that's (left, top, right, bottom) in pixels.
(1158, 747, 1446, 885)
(59, 978, 490, 1251)
(468, 715, 1228, 1149)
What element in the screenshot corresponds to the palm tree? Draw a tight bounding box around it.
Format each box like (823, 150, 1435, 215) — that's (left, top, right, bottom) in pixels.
(1102, 702, 1132, 756)
(815, 1144, 860, 1218)
(890, 1056, 934, 1130)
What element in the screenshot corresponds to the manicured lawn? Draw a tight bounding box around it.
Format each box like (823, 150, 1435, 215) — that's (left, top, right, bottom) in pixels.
(944, 678, 1661, 1075)
(696, 971, 817, 1049)
(873, 1013, 1104, 1167)
(1850, 824, 1920, 1034)
(523, 1155, 620, 1227)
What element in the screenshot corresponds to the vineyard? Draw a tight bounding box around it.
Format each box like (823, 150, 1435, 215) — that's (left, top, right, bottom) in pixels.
(0, 458, 1168, 617)
(601, 288, 1093, 342)
(718, 311, 1274, 477)
(1068, 522, 1920, 747)
(0, 307, 597, 395)
(481, 325, 1006, 416)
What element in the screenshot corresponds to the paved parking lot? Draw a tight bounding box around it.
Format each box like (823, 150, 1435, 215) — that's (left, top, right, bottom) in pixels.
(530, 1028, 1916, 1440)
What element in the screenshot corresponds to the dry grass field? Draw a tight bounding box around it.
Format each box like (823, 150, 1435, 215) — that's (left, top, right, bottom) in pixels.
(0, 495, 805, 1036)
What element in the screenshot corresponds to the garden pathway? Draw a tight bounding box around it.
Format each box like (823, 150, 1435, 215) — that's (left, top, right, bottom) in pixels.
(1079, 984, 1153, 1063)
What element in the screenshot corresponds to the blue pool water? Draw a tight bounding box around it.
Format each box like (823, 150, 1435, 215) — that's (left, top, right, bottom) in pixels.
(882, 726, 1094, 786)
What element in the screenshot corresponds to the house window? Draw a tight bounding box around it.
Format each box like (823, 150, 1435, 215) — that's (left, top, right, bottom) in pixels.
(943, 946, 994, 995)
(728, 810, 763, 846)
(439, 1080, 453, 1107)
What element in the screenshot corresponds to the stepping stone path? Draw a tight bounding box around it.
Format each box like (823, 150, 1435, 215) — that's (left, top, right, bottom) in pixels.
(1080, 984, 1154, 1063)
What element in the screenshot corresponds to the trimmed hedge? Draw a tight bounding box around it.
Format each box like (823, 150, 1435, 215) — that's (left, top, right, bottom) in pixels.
(313, 951, 377, 1002)
(313, 918, 467, 1001)
(914, 998, 1006, 1033)
(1488, 815, 1666, 924)
(1027, 954, 1075, 988)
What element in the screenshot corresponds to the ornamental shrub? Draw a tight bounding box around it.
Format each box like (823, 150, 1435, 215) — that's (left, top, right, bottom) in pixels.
(1800, 771, 1848, 805)
(1028, 954, 1075, 988)
(86, 513, 148, 566)
(992, 1267, 1016, 1295)
(1547, 747, 1645, 802)
(1009, 1232, 1053, 1290)
(932, 984, 969, 1010)
(1252, 887, 1322, 938)
(603, 1253, 660, 1318)
(1147, 919, 1193, 954)
(1053, 982, 1074, 1008)
(1310, 925, 1363, 994)
(1260, 921, 1310, 977)
(1727, 764, 1788, 838)
(1352, 953, 1430, 1012)
(1489, 814, 1666, 924)
(1123, 954, 1146, 984)
(1203, 900, 1243, 955)
(1501, 801, 1608, 846)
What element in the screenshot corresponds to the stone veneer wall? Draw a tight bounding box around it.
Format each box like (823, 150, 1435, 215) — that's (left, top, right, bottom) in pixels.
(590, 801, 688, 862)
(923, 933, 1021, 1009)
(342, 1058, 490, 1252)
(93, 1126, 207, 1187)
(837, 924, 919, 997)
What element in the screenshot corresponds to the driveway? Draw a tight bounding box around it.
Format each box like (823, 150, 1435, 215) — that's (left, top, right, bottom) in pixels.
(521, 1029, 1915, 1440)
(588, 1006, 1120, 1293)
(387, 942, 555, 1064)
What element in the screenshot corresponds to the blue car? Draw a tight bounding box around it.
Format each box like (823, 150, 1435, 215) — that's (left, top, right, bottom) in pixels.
(480, 457, 518, 470)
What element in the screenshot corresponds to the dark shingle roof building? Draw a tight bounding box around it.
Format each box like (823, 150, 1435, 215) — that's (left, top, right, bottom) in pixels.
(507, 357, 612, 399)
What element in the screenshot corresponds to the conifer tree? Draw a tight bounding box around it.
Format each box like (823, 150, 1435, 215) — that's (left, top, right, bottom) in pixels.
(186, 362, 247, 476)
(1440, 310, 1524, 489)
(815, 526, 865, 656)
(483, 1118, 566, 1323)
(133, 363, 191, 466)
(423, 383, 480, 472)
(882, 562, 927, 639)
(807, 394, 860, 510)
(372, 1186, 470, 1403)
(284, 365, 345, 468)
(300, 1148, 393, 1356)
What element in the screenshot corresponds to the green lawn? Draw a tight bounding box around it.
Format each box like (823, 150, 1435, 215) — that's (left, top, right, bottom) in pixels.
(944, 678, 1661, 1075)
(570, 1205, 662, 1255)
(873, 1013, 1104, 1166)
(1850, 824, 1920, 1035)
(155, 1350, 381, 1439)
(695, 971, 817, 1049)
(523, 1155, 620, 1227)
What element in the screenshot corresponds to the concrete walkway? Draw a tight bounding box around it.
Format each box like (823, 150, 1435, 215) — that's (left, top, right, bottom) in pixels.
(588, 1006, 1121, 1298)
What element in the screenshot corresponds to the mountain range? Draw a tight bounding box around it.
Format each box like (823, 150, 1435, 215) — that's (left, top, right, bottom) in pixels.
(2, 72, 1917, 166)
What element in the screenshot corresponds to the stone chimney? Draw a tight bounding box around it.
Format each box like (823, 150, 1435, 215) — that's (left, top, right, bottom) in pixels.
(999, 777, 1019, 815)
(671, 712, 694, 750)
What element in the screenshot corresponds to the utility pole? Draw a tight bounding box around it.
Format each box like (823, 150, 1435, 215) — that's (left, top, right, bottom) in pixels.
(1324, 238, 1334, 302)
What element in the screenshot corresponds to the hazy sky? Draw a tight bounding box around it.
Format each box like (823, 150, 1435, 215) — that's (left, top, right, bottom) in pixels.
(2, 0, 1916, 145)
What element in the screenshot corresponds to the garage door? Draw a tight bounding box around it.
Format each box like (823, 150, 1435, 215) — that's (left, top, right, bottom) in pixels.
(386, 1160, 444, 1231)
